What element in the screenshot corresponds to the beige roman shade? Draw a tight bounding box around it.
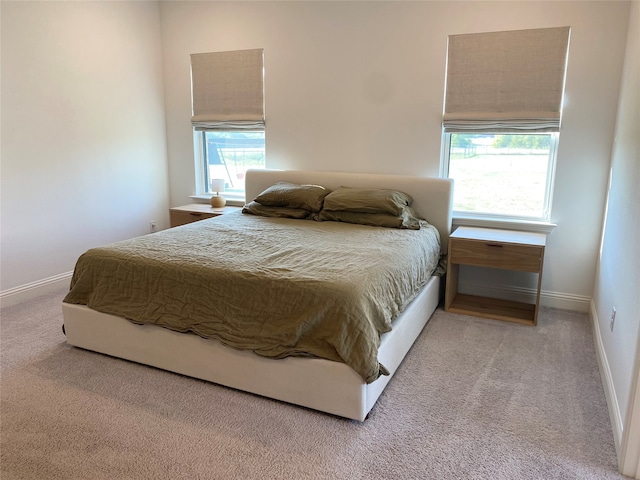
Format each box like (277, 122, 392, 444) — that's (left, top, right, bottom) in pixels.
(191, 48, 264, 129)
(443, 27, 570, 133)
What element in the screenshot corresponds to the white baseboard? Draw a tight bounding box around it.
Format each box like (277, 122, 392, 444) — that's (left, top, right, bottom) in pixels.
(0, 272, 72, 308)
(459, 281, 591, 312)
(540, 290, 592, 312)
(589, 299, 624, 454)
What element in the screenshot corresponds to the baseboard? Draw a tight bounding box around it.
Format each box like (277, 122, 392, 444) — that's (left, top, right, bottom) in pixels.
(539, 289, 592, 312)
(458, 281, 591, 312)
(0, 272, 72, 308)
(589, 299, 624, 454)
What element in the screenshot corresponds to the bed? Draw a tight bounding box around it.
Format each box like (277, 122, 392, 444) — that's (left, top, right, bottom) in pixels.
(62, 169, 453, 421)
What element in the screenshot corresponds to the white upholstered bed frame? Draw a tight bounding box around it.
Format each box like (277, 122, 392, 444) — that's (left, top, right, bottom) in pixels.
(62, 169, 453, 421)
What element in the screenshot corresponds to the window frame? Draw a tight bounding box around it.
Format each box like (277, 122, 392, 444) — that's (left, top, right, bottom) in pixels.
(440, 130, 559, 233)
(193, 128, 266, 204)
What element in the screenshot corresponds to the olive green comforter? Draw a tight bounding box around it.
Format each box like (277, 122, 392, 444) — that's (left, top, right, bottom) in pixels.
(64, 211, 441, 383)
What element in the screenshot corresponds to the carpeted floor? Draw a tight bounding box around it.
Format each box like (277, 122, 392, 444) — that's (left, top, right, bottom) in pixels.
(0, 289, 625, 479)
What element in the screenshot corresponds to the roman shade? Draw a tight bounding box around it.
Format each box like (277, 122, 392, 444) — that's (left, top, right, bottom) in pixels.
(443, 27, 570, 133)
(191, 48, 264, 130)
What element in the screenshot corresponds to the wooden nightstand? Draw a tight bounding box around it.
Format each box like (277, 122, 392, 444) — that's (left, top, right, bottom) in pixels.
(445, 227, 546, 326)
(169, 204, 239, 228)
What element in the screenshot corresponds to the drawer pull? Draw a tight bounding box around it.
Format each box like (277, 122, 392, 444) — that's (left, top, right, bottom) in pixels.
(486, 242, 504, 248)
(189, 212, 203, 217)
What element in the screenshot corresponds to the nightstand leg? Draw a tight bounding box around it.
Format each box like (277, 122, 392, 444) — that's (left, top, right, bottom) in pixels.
(445, 263, 459, 311)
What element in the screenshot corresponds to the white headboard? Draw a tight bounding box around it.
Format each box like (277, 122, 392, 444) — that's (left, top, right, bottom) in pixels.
(245, 169, 454, 255)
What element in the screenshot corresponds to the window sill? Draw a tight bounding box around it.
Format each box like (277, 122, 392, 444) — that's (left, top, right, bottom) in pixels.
(189, 194, 245, 207)
(452, 216, 557, 234)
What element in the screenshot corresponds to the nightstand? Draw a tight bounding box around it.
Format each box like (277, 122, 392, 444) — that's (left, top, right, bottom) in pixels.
(445, 227, 546, 326)
(169, 204, 239, 228)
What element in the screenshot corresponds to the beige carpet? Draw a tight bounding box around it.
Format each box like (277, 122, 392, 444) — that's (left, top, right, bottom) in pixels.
(0, 289, 624, 479)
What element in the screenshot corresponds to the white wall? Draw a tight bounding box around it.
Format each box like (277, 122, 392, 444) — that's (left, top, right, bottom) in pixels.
(0, 1, 169, 298)
(591, 0, 640, 470)
(160, 1, 629, 312)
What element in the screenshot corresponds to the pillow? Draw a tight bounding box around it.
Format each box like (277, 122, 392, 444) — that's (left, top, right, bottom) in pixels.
(318, 207, 423, 230)
(322, 186, 412, 216)
(254, 182, 330, 213)
(242, 201, 313, 219)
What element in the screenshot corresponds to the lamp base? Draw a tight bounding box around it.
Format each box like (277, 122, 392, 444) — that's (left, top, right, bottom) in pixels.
(210, 195, 226, 208)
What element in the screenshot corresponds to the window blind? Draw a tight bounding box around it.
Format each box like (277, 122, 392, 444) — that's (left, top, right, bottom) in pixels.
(443, 27, 570, 133)
(190, 48, 264, 130)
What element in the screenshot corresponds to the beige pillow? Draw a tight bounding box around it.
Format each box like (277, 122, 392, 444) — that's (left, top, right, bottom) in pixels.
(322, 186, 412, 216)
(254, 182, 330, 213)
(242, 201, 313, 219)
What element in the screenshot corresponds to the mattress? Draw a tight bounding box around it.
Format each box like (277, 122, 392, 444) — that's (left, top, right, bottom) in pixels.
(63, 211, 441, 383)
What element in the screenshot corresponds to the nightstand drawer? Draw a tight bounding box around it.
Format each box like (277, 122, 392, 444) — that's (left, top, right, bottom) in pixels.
(169, 204, 239, 228)
(450, 238, 543, 272)
(170, 210, 217, 227)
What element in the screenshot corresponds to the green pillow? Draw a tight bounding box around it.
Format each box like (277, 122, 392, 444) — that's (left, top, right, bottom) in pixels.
(318, 207, 422, 230)
(254, 182, 330, 213)
(242, 201, 312, 219)
(322, 186, 412, 216)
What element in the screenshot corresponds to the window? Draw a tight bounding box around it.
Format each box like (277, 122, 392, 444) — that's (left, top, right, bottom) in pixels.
(441, 27, 570, 224)
(191, 49, 265, 201)
(444, 133, 558, 220)
(200, 130, 265, 199)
